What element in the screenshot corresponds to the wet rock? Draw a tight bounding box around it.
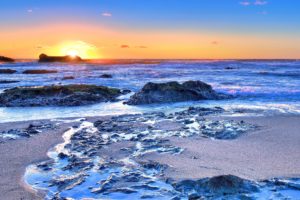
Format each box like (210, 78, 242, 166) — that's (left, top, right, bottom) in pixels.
(62, 76, 75, 80)
(0, 69, 17, 74)
(173, 175, 259, 198)
(100, 74, 113, 78)
(23, 69, 58, 74)
(0, 56, 14, 62)
(0, 84, 123, 107)
(126, 81, 231, 105)
(38, 53, 82, 63)
(0, 80, 20, 84)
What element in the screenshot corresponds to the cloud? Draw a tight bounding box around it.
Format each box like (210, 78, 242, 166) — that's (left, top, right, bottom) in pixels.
(239, 0, 268, 6)
(254, 0, 268, 5)
(27, 9, 33, 13)
(121, 45, 130, 48)
(102, 12, 112, 17)
(211, 41, 220, 45)
(135, 46, 147, 49)
(240, 1, 251, 6)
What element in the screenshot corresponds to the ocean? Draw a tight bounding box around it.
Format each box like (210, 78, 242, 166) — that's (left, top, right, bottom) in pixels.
(1, 59, 300, 122)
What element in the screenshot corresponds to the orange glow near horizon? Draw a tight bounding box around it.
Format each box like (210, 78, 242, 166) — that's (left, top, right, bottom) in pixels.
(0, 22, 300, 59)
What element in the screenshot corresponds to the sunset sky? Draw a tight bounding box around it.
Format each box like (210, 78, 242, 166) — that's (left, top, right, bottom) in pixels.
(0, 0, 300, 59)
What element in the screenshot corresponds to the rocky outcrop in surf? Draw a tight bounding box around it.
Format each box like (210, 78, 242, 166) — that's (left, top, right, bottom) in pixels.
(38, 53, 83, 63)
(0, 69, 16, 74)
(23, 69, 58, 74)
(126, 80, 230, 105)
(0, 56, 14, 62)
(0, 84, 123, 107)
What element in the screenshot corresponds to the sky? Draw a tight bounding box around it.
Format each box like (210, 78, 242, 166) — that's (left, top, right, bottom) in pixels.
(0, 0, 300, 59)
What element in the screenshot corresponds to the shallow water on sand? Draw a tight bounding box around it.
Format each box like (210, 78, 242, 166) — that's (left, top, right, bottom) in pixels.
(1, 60, 300, 122)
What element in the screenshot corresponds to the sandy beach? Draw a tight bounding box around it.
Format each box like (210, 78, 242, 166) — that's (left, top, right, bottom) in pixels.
(0, 120, 81, 200)
(0, 114, 299, 199)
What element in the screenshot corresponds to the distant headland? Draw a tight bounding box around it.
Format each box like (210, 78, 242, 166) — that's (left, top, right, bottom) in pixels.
(38, 53, 83, 63)
(0, 56, 15, 62)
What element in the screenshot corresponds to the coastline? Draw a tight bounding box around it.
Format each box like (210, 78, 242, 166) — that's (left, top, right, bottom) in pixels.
(0, 119, 81, 200)
(0, 114, 300, 199)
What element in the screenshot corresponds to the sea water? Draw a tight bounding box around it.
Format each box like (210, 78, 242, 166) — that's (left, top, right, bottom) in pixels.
(1, 59, 300, 122)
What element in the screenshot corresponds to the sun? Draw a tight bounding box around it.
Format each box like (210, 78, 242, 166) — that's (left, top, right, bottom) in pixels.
(67, 49, 79, 57)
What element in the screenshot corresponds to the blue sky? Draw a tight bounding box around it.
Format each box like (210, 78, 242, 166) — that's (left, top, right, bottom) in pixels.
(1, 0, 300, 59)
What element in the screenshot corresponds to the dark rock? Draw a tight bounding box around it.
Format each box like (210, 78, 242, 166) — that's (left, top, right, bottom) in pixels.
(0, 84, 123, 107)
(62, 76, 75, 80)
(121, 89, 132, 94)
(100, 74, 113, 78)
(0, 56, 14, 62)
(0, 69, 17, 74)
(0, 80, 20, 84)
(38, 53, 83, 63)
(23, 69, 58, 74)
(173, 175, 259, 198)
(126, 81, 230, 105)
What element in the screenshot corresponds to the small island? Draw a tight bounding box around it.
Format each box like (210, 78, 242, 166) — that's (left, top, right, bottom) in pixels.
(38, 53, 83, 63)
(0, 56, 14, 62)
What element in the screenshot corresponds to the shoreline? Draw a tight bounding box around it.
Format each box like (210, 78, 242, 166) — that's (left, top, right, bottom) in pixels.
(0, 119, 82, 200)
(0, 114, 300, 199)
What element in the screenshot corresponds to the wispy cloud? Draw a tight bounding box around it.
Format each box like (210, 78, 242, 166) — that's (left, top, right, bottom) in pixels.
(254, 0, 268, 5)
(121, 45, 130, 48)
(240, 1, 251, 6)
(239, 0, 268, 6)
(211, 41, 220, 45)
(102, 12, 112, 17)
(27, 9, 33, 13)
(135, 46, 147, 49)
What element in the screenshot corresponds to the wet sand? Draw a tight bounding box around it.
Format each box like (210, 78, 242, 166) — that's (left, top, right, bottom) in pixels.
(0, 120, 81, 200)
(0, 115, 300, 199)
(142, 115, 300, 181)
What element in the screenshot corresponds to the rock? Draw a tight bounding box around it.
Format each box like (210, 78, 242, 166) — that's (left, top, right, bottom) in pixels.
(173, 175, 258, 198)
(0, 84, 123, 107)
(38, 53, 82, 63)
(100, 74, 113, 78)
(0, 56, 14, 62)
(62, 76, 75, 80)
(126, 81, 230, 105)
(0, 80, 20, 84)
(23, 69, 58, 74)
(0, 69, 17, 74)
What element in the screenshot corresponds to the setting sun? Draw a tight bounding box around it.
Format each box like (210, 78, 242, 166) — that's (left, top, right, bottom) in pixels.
(66, 49, 79, 57)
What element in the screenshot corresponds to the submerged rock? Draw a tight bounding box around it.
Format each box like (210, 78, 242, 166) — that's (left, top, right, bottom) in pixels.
(23, 69, 58, 74)
(38, 53, 82, 63)
(62, 76, 75, 80)
(0, 69, 17, 74)
(0, 56, 14, 62)
(0, 80, 20, 84)
(126, 81, 230, 105)
(100, 74, 113, 78)
(0, 84, 122, 107)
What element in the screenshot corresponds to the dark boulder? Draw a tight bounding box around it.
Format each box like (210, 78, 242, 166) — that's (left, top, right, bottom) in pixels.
(0, 56, 14, 62)
(100, 74, 113, 78)
(126, 80, 230, 105)
(23, 70, 58, 74)
(62, 76, 75, 80)
(173, 175, 258, 198)
(0, 80, 20, 84)
(0, 69, 17, 74)
(0, 84, 123, 107)
(38, 54, 83, 63)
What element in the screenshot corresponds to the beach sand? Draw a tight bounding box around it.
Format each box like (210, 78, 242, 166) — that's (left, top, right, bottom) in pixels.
(0, 115, 299, 199)
(142, 115, 300, 181)
(0, 120, 81, 200)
